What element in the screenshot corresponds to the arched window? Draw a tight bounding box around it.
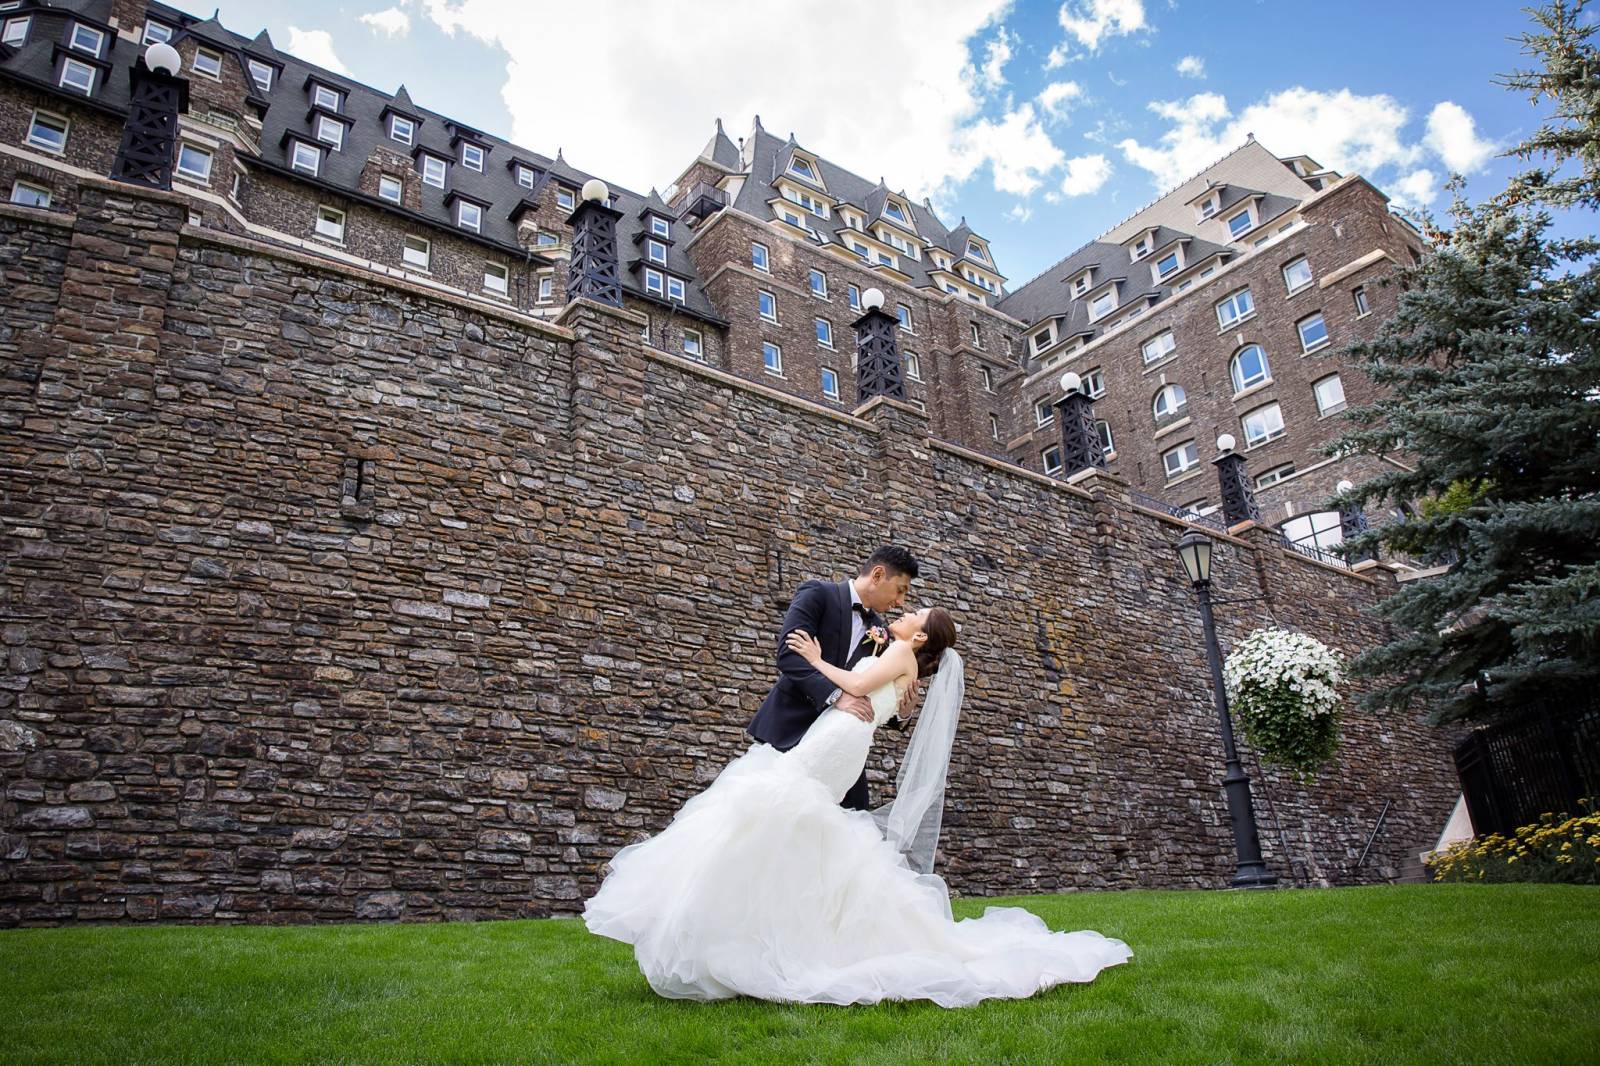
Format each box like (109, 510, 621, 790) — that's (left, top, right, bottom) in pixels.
(1282, 511, 1343, 553)
(1230, 344, 1270, 393)
(1152, 383, 1188, 420)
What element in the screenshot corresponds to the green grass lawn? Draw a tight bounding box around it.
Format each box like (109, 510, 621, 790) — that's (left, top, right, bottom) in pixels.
(1, 884, 1595, 1065)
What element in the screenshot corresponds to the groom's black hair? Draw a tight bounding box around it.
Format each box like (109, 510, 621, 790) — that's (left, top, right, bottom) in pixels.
(860, 545, 919, 580)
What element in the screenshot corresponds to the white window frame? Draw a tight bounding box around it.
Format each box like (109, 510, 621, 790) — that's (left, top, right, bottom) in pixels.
(1226, 206, 1255, 238)
(647, 238, 667, 265)
(175, 143, 213, 181)
(990, 414, 1001, 441)
(821, 367, 840, 400)
(456, 200, 482, 233)
(1298, 312, 1330, 353)
(1241, 403, 1286, 448)
(1035, 398, 1056, 428)
(310, 205, 343, 242)
(808, 269, 827, 298)
(650, 216, 670, 238)
(378, 174, 403, 203)
(1230, 345, 1271, 393)
(1283, 511, 1344, 553)
(1163, 441, 1200, 479)
(69, 23, 104, 55)
(1032, 325, 1056, 354)
(1153, 383, 1187, 420)
(1096, 420, 1114, 455)
(537, 276, 554, 303)
(787, 155, 819, 183)
(1141, 330, 1176, 365)
(59, 57, 95, 94)
(516, 165, 536, 189)
(1282, 256, 1313, 294)
(1088, 289, 1117, 321)
(1196, 192, 1220, 220)
(1155, 250, 1181, 278)
(312, 84, 341, 113)
(291, 141, 320, 176)
(896, 304, 913, 334)
(2, 16, 28, 46)
(390, 115, 416, 146)
(10, 179, 50, 208)
(847, 284, 861, 310)
(1072, 274, 1091, 297)
(666, 276, 685, 303)
(1256, 464, 1296, 489)
(645, 268, 665, 297)
(141, 21, 172, 45)
(1084, 368, 1106, 399)
(1353, 286, 1371, 317)
(403, 235, 431, 270)
(247, 59, 273, 93)
(315, 115, 343, 150)
(815, 318, 833, 348)
(751, 241, 769, 272)
(904, 352, 922, 381)
(1042, 446, 1064, 476)
(420, 155, 446, 188)
(460, 143, 485, 172)
(758, 290, 777, 322)
(683, 328, 703, 360)
(555, 187, 575, 210)
(762, 341, 783, 376)
(981, 366, 994, 392)
(1314, 374, 1347, 416)
(483, 262, 509, 296)
(1216, 287, 1255, 329)
(193, 47, 223, 80)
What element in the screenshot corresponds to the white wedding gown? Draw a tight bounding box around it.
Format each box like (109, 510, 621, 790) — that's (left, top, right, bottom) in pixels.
(582, 656, 1133, 1008)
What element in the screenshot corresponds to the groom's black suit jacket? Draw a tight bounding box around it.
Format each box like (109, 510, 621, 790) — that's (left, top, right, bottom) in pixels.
(747, 579, 882, 810)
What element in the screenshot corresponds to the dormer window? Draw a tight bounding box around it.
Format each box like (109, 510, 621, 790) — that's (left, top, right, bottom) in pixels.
(1196, 191, 1221, 220)
(650, 216, 670, 238)
(315, 115, 343, 150)
(247, 59, 273, 92)
(1089, 288, 1117, 321)
(420, 155, 447, 188)
(1072, 273, 1092, 297)
(667, 276, 685, 303)
(883, 200, 908, 225)
(1155, 249, 1182, 279)
(193, 47, 222, 80)
(389, 115, 416, 145)
(461, 143, 485, 172)
(966, 239, 988, 263)
(646, 239, 667, 265)
(59, 57, 95, 94)
(1032, 324, 1056, 353)
(2, 16, 28, 46)
(69, 23, 104, 56)
(456, 200, 482, 233)
(787, 155, 819, 183)
(312, 84, 342, 113)
(290, 141, 321, 176)
(1130, 233, 1153, 260)
(141, 21, 173, 45)
(1226, 206, 1255, 238)
(378, 174, 403, 203)
(515, 165, 537, 189)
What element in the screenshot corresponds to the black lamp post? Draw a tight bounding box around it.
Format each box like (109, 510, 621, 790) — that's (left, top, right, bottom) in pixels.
(1174, 528, 1277, 888)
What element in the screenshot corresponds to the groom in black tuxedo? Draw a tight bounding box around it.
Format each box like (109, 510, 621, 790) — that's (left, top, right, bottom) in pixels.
(747, 545, 919, 811)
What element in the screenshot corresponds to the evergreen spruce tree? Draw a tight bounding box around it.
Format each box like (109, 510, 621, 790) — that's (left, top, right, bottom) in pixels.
(1332, 0, 1600, 723)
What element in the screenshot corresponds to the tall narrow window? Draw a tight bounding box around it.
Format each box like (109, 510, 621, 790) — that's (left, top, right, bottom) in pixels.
(848, 284, 861, 310)
(904, 352, 922, 381)
(1353, 286, 1370, 316)
(390, 115, 415, 145)
(808, 269, 827, 298)
(821, 367, 840, 400)
(763, 342, 782, 375)
(462, 143, 485, 171)
(403, 235, 430, 270)
(751, 242, 769, 271)
(815, 318, 833, 348)
(758, 290, 777, 321)
(896, 304, 913, 333)
(1230, 345, 1271, 392)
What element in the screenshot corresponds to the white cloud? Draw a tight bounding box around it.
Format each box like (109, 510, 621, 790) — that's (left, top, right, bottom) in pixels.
(1059, 153, 1112, 197)
(1005, 202, 1034, 223)
(979, 28, 1013, 92)
(1044, 43, 1070, 70)
(1424, 101, 1495, 174)
(1056, 0, 1147, 54)
(1391, 169, 1440, 210)
(956, 103, 1067, 197)
(1037, 80, 1084, 122)
(417, 0, 1017, 200)
(359, 7, 412, 37)
(1117, 87, 1423, 188)
(286, 26, 350, 75)
(1175, 55, 1205, 79)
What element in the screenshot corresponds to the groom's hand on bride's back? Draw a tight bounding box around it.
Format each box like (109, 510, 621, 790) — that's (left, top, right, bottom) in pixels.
(836, 693, 874, 723)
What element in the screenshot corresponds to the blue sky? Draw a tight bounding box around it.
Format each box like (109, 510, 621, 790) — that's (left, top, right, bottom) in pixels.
(195, 1, 1577, 287)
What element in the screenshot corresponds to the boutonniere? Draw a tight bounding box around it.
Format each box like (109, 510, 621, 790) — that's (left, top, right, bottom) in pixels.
(863, 625, 889, 652)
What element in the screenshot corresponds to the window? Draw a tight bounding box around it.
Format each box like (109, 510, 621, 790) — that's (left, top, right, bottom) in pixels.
(378, 175, 403, 203)
(457, 200, 482, 232)
(312, 85, 341, 112)
(1197, 192, 1220, 219)
(645, 269, 665, 297)
(1141, 331, 1176, 365)
(538, 276, 553, 302)
(683, 328, 703, 359)
(483, 263, 508, 296)
(1282, 511, 1344, 553)
(390, 115, 415, 145)
(59, 58, 95, 94)
(1163, 440, 1200, 479)
(967, 239, 988, 262)
(896, 304, 913, 333)
(821, 367, 840, 400)
(848, 284, 861, 310)
(815, 318, 833, 348)
(2, 16, 27, 46)
(788, 155, 817, 182)
(647, 238, 667, 265)
(421, 156, 446, 188)
(291, 141, 320, 175)
(187, 209, 202, 226)
(990, 414, 1001, 441)
(1156, 251, 1180, 278)
(981, 366, 994, 392)
(904, 353, 922, 381)
(1084, 368, 1105, 398)
(1314, 374, 1347, 415)
(667, 276, 685, 303)
(1230, 344, 1271, 392)
(758, 290, 777, 321)
(141, 21, 172, 45)
(69, 23, 103, 55)
(1153, 383, 1188, 420)
(1072, 273, 1091, 297)
(1282, 256, 1313, 294)
(650, 216, 670, 238)
(751, 241, 769, 271)
(808, 269, 827, 298)
(1241, 403, 1286, 447)
(314, 205, 345, 241)
(884, 200, 908, 224)
(165, 144, 212, 184)
(1255, 464, 1296, 489)
(10, 179, 49, 208)
(536, 231, 558, 247)
(555, 187, 575, 210)
(1132, 234, 1152, 259)
(1226, 208, 1254, 238)
(1353, 285, 1370, 316)
(1216, 287, 1255, 329)
(403, 235, 430, 270)
(1033, 326, 1055, 353)
(316, 115, 343, 150)
(193, 47, 222, 79)
(763, 341, 782, 375)
(1035, 398, 1056, 428)
(1297, 312, 1329, 353)
(1089, 289, 1116, 320)
(1096, 420, 1114, 455)
(247, 59, 273, 92)
(968, 322, 983, 349)
(231, 171, 241, 199)
(1042, 446, 1064, 476)
(516, 165, 537, 189)
(462, 143, 485, 171)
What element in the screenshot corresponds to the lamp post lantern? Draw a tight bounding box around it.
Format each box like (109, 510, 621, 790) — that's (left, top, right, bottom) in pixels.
(1174, 528, 1277, 889)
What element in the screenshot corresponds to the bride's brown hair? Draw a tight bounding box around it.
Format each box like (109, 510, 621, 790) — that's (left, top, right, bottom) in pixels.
(914, 607, 958, 678)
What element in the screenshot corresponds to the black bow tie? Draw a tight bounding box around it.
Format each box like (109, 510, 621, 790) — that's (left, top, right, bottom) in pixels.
(853, 604, 873, 621)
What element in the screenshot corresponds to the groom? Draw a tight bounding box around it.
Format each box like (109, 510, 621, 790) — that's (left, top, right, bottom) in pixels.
(747, 545, 919, 811)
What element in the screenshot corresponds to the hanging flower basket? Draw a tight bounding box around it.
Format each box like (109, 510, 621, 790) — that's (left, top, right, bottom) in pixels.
(1222, 628, 1345, 780)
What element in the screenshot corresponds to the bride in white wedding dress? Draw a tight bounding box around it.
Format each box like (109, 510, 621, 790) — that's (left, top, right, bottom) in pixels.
(582, 607, 1132, 1008)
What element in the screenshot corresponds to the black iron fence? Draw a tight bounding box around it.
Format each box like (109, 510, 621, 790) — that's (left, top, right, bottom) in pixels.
(1453, 696, 1600, 837)
(1127, 488, 1228, 534)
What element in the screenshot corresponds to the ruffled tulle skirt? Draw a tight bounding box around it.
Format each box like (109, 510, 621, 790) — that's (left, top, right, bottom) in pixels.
(582, 743, 1132, 1008)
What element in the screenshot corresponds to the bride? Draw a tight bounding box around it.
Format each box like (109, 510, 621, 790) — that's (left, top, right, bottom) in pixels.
(582, 606, 1132, 1008)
